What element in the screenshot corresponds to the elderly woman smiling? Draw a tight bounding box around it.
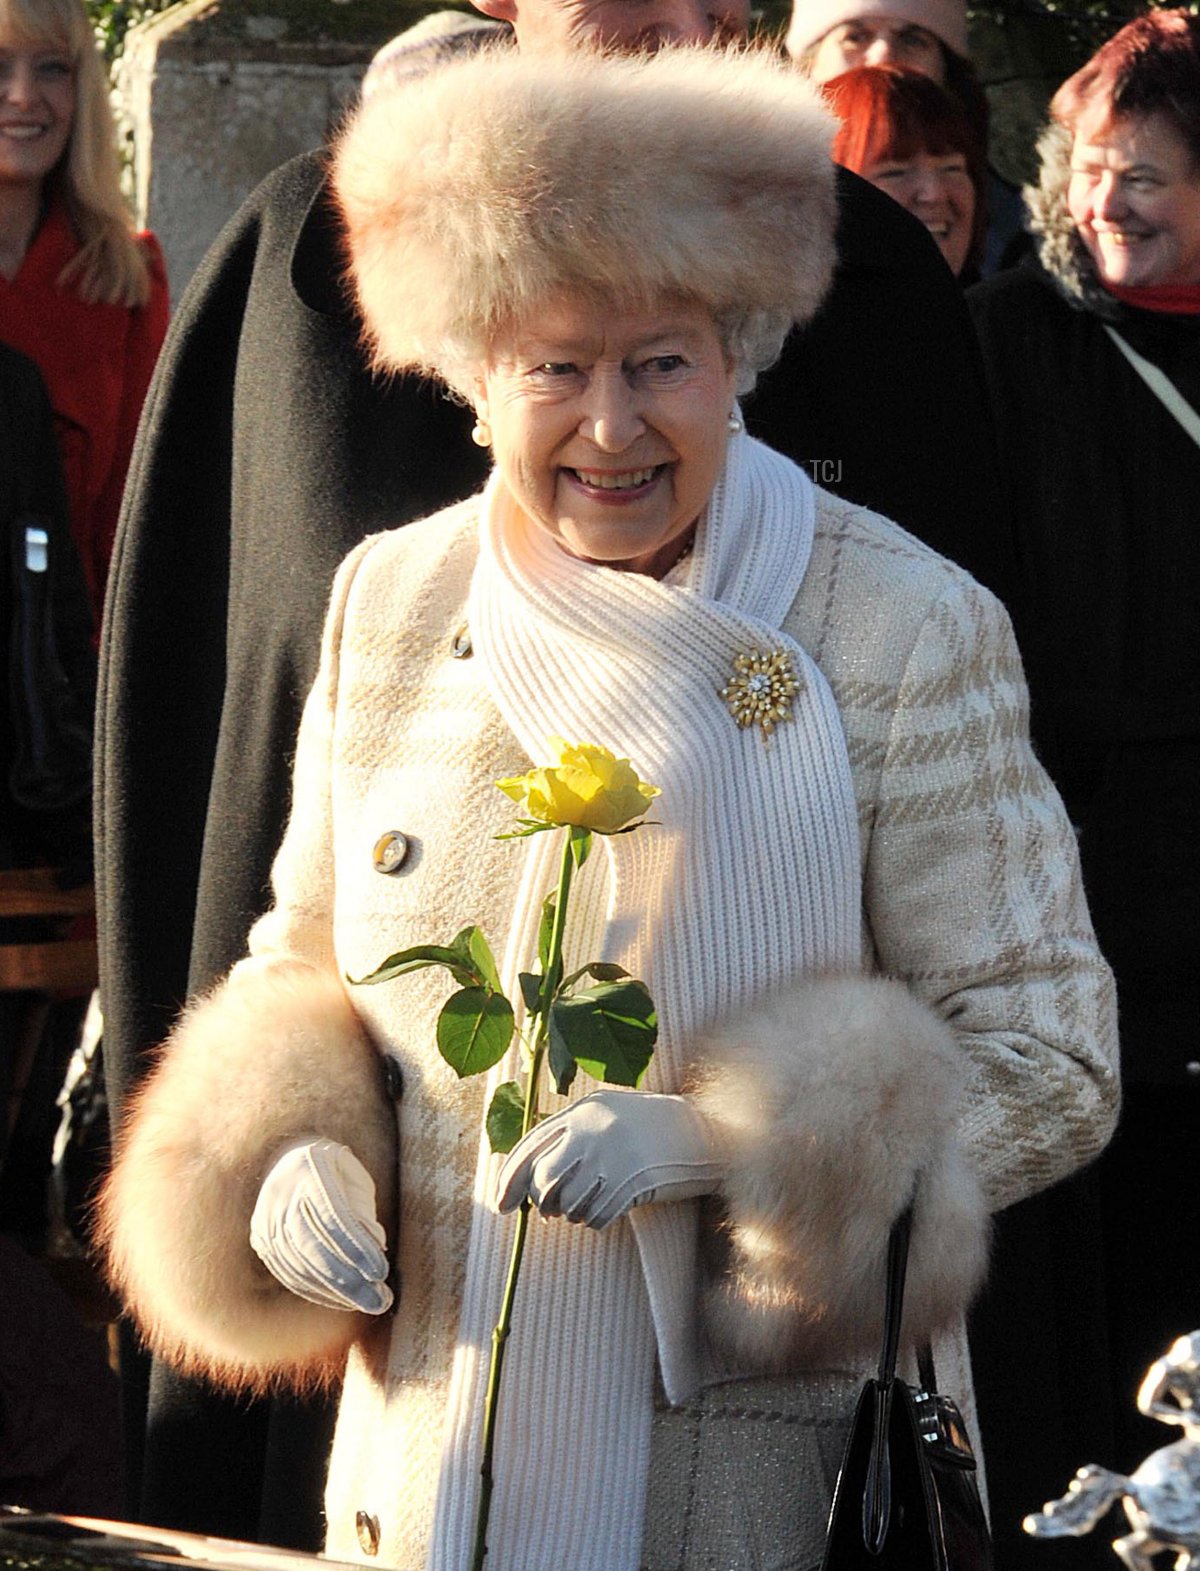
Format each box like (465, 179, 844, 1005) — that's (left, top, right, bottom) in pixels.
(102, 45, 1117, 1571)
(471, 296, 734, 577)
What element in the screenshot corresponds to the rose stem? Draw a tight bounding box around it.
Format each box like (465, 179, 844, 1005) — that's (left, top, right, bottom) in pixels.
(470, 832, 577, 1571)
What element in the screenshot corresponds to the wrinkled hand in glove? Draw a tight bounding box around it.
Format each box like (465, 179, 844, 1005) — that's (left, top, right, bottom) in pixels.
(494, 1088, 725, 1230)
(250, 1137, 393, 1313)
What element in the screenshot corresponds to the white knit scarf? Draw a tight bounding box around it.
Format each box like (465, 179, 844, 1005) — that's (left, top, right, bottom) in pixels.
(425, 433, 862, 1571)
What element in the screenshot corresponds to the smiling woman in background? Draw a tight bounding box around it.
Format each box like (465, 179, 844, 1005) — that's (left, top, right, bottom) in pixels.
(967, 8, 1200, 1544)
(824, 64, 986, 279)
(0, 0, 167, 631)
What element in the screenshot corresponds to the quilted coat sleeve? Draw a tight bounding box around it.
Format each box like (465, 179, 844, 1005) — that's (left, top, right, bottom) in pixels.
(684, 558, 1117, 1375)
(99, 539, 397, 1395)
(862, 575, 1119, 1210)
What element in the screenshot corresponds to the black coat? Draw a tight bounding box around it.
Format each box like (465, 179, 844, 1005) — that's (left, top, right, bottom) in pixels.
(98, 148, 1010, 1543)
(1, 343, 95, 876)
(969, 258, 1199, 1089)
(965, 256, 1200, 1571)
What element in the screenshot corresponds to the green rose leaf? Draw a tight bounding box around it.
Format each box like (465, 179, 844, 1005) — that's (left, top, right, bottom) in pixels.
(547, 1007, 579, 1097)
(349, 944, 476, 989)
(437, 987, 515, 1078)
(568, 825, 593, 869)
(456, 925, 501, 994)
(560, 960, 630, 992)
(486, 1080, 527, 1154)
(537, 893, 557, 974)
(518, 971, 543, 1014)
(494, 819, 558, 841)
(549, 980, 657, 1088)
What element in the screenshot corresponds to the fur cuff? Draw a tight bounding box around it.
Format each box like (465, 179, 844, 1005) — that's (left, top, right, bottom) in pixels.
(97, 961, 396, 1394)
(687, 974, 988, 1372)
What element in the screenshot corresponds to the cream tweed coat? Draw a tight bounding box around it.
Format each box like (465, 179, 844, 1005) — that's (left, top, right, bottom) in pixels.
(103, 488, 1118, 1568)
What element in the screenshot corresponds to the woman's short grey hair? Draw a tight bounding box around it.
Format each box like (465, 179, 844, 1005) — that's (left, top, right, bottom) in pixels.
(433, 303, 793, 405)
(718, 308, 797, 397)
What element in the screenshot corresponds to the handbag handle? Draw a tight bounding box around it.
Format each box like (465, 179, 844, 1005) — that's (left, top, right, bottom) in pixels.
(863, 1206, 913, 1551)
(877, 1205, 911, 1385)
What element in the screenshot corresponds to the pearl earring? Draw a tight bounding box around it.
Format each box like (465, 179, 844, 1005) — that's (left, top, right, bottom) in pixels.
(471, 420, 491, 447)
(727, 413, 743, 435)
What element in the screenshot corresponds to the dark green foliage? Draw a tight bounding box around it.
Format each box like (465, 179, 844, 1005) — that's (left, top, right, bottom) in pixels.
(968, 2, 1196, 64)
(86, 1, 174, 66)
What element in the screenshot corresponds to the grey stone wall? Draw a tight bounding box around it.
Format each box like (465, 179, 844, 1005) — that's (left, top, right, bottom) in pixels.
(117, 0, 416, 293)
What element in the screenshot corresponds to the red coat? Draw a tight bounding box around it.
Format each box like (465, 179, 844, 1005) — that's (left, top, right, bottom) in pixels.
(0, 202, 169, 629)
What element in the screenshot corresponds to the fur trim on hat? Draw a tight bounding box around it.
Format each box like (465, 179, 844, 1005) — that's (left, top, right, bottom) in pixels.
(97, 961, 397, 1395)
(786, 0, 968, 63)
(686, 972, 989, 1373)
(333, 44, 838, 384)
(1025, 120, 1122, 319)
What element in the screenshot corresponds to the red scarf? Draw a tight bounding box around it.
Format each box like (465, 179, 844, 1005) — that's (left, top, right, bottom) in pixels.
(1105, 281, 1200, 315)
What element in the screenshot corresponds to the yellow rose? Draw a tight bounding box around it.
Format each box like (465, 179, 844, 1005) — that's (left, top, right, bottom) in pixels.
(496, 738, 660, 834)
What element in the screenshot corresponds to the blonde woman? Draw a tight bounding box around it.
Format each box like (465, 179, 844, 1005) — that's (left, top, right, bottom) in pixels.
(0, 0, 167, 628)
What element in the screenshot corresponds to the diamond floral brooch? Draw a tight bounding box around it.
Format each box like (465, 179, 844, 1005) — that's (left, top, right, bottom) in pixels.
(720, 648, 802, 738)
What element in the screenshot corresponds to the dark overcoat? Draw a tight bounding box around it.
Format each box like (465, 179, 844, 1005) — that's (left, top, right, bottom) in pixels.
(966, 240, 1199, 1569)
(1, 343, 94, 876)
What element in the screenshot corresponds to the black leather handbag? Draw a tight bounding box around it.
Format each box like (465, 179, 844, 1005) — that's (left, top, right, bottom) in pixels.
(820, 1208, 993, 1571)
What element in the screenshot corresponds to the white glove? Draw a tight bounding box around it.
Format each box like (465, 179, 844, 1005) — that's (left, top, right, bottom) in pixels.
(494, 1089, 725, 1230)
(250, 1137, 393, 1314)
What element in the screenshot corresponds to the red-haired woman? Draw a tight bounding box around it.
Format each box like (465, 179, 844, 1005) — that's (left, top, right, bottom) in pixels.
(786, 0, 1025, 273)
(0, 0, 168, 633)
(824, 64, 986, 279)
(967, 11, 1200, 1559)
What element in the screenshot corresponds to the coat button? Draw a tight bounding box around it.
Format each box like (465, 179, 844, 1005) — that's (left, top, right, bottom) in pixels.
(373, 831, 409, 875)
(382, 1056, 405, 1102)
(355, 1510, 380, 1557)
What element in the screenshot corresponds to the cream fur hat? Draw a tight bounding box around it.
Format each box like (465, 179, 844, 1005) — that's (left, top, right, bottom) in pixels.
(333, 44, 838, 385)
(786, 0, 969, 62)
